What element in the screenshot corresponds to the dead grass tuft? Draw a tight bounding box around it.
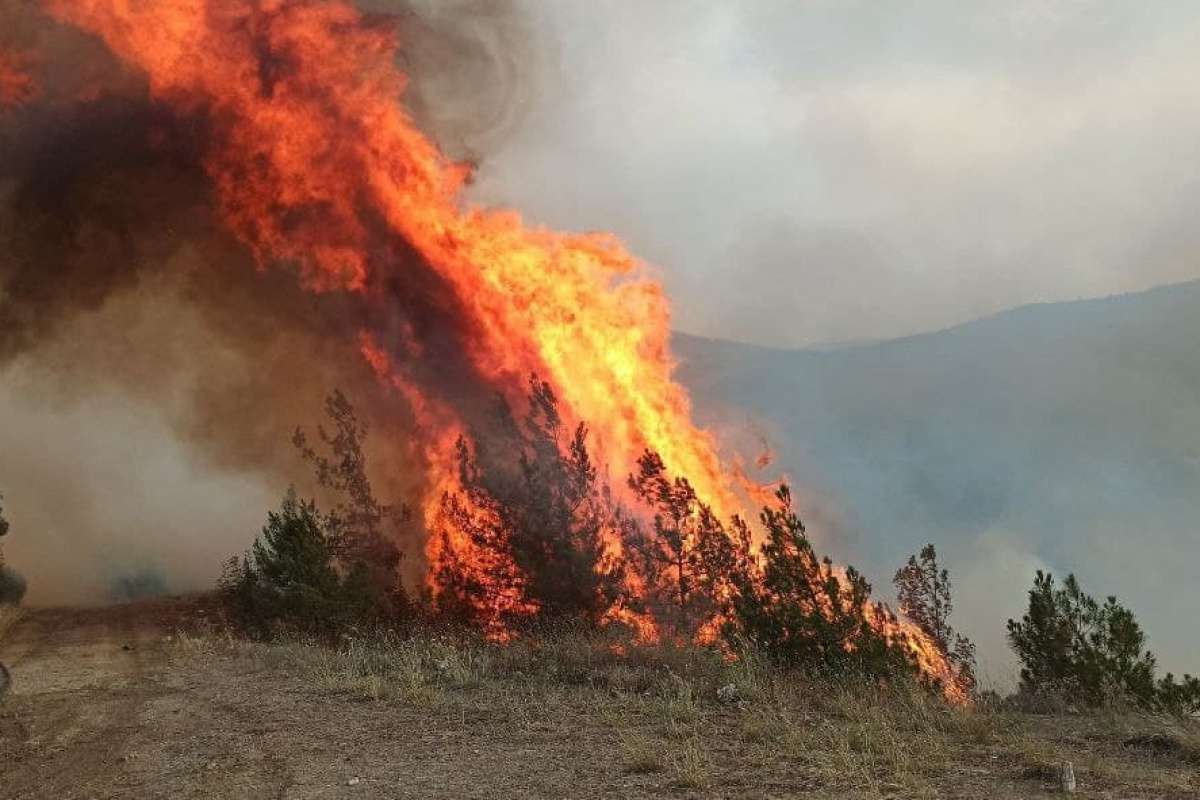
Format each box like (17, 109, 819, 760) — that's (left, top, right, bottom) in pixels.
(668, 738, 711, 789)
(620, 734, 664, 774)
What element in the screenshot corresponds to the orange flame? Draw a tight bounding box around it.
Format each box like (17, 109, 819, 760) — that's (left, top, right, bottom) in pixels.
(43, 0, 963, 695)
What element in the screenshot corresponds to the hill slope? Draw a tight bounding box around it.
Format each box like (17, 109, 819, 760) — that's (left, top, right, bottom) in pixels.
(3, 600, 1197, 798)
(675, 280, 1200, 678)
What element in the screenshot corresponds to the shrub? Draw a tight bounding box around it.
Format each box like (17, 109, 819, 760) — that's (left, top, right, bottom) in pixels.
(894, 544, 976, 692)
(220, 489, 387, 637)
(1156, 673, 1200, 715)
(0, 492, 23, 606)
(1007, 571, 1199, 712)
(729, 485, 915, 680)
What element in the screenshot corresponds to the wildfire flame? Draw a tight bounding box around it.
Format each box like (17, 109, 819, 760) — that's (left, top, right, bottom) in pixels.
(38, 0, 962, 696)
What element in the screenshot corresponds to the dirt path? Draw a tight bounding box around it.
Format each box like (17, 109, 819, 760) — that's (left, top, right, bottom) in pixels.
(0, 600, 203, 799)
(0, 599, 643, 800)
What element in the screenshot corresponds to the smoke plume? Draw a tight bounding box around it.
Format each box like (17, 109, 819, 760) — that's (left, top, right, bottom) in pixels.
(0, 0, 537, 603)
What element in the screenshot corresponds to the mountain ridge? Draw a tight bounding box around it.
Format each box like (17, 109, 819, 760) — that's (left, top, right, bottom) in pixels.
(673, 277, 1200, 678)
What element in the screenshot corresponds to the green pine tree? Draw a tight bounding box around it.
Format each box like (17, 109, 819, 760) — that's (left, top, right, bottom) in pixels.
(730, 485, 913, 679)
(1007, 571, 1169, 708)
(220, 489, 382, 636)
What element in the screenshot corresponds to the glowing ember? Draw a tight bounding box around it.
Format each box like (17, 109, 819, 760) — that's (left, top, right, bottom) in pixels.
(0, 50, 36, 108)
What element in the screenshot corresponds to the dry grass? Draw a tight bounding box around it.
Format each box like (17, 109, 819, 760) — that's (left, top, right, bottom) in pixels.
(620, 733, 664, 774)
(668, 737, 711, 789)
(166, 624, 1200, 798)
(6, 598, 1194, 797)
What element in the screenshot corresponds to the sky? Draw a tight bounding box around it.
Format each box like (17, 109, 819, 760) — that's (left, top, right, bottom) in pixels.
(469, 0, 1200, 347)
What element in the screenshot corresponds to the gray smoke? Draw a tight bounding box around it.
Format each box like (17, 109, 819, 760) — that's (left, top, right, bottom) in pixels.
(472, 1, 1200, 348)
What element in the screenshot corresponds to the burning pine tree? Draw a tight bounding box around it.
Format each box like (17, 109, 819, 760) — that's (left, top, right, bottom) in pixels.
(433, 376, 627, 633)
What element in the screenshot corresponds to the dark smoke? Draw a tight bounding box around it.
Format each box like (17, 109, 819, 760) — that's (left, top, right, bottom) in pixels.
(0, 95, 211, 360)
(0, 0, 541, 604)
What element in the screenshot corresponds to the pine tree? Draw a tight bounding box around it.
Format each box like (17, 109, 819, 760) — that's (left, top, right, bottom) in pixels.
(730, 485, 913, 678)
(1156, 673, 1200, 715)
(219, 489, 384, 636)
(625, 450, 750, 638)
(293, 390, 409, 617)
(435, 376, 626, 629)
(1007, 571, 1160, 706)
(894, 544, 976, 692)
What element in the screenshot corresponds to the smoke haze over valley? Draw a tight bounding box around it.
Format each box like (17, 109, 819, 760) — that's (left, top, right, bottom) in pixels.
(676, 279, 1200, 680)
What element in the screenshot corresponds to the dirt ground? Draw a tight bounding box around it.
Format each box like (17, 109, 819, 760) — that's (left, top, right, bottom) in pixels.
(1, 599, 1197, 799)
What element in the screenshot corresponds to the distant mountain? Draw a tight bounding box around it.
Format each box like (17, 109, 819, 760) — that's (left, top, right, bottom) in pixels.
(674, 279, 1200, 679)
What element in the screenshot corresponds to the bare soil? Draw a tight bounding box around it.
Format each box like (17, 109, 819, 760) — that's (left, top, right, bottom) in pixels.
(1, 599, 1196, 799)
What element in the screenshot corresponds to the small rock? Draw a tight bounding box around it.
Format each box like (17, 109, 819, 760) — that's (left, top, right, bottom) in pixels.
(717, 683, 740, 704)
(1058, 761, 1076, 794)
(348, 777, 361, 786)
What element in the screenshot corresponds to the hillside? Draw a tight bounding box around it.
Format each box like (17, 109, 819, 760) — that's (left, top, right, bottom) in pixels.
(1, 599, 1197, 799)
(675, 280, 1200, 678)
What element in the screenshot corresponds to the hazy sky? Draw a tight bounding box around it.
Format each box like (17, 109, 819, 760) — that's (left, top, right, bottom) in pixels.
(471, 1, 1200, 347)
